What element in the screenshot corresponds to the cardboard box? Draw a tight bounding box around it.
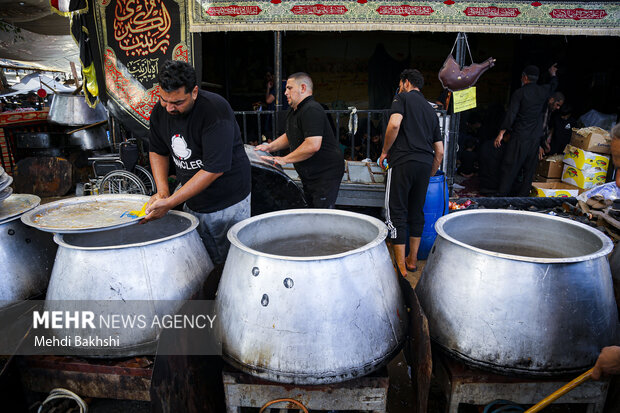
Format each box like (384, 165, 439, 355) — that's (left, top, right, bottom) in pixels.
(531, 182, 582, 197)
(563, 144, 610, 171)
(534, 175, 561, 183)
(561, 164, 607, 189)
(570, 127, 611, 154)
(536, 155, 564, 178)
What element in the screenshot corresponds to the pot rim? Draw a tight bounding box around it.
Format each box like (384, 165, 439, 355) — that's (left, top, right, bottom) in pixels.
(53, 210, 199, 250)
(435, 209, 613, 263)
(228, 208, 388, 261)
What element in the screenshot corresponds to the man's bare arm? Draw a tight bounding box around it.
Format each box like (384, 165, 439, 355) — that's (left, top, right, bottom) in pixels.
(378, 113, 403, 167)
(430, 141, 444, 177)
(255, 133, 290, 153)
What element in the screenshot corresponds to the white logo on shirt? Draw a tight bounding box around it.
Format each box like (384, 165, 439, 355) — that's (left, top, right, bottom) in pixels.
(171, 134, 192, 160)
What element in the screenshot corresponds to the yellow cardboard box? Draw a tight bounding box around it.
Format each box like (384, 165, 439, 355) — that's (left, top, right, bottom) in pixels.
(570, 126, 611, 154)
(531, 182, 581, 197)
(561, 164, 607, 189)
(563, 144, 610, 171)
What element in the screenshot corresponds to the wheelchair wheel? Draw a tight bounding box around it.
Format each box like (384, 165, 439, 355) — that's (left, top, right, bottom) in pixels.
(99, 170, 147, 195)
(134, 165, 156, 195)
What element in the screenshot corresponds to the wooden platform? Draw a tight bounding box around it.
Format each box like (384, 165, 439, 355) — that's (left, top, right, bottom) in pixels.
(17, 355, 153, 401)
(434, 351, 609, 413)
(223, 365, 389, 412)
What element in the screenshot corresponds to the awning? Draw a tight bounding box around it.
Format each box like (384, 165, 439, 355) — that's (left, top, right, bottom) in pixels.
(7, 73, 75, 93)
(188, 0, 620, 36)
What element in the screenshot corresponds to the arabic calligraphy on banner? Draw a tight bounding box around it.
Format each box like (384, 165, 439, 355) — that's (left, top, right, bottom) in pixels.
(113, 0, 172, 57)
(189, 0, 620, 35)
(127, 58, 160, 82)
(93, 0, 197, 135)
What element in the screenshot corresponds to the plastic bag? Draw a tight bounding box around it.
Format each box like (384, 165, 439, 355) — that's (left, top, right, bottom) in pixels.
(578, 109, 617, 131)
(576, 182, 620, 202)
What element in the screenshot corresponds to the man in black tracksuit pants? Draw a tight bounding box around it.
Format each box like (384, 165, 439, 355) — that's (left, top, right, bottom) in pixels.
(380, 69, 444, 277)
(494, 64, 558, 196)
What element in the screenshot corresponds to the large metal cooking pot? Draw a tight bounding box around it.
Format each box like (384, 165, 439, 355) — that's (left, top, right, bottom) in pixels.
(416, 209, 618, 376)
(67, 126, 111, 150)
(48, 94, 108, 126)
(0, 195, 57, 309)
(46, 211, 213, 356)
(14, 132, 67, 149)
(216, 209, 407, 384)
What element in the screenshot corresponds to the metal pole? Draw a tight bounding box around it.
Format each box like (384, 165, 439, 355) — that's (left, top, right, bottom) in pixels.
(274, 32, 283, 135)
(446, 32, 466, 196)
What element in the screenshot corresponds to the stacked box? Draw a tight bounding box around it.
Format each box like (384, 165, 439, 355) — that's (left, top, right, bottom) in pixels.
(531, 182, 582, 198)
(570, 126, 611, 154)
(562, 143, 610, 189)
(563, 144, 610, 171)
(536, 154, 564, 178)
(562, 164, 607, 190)
(534, 175, 560, 183)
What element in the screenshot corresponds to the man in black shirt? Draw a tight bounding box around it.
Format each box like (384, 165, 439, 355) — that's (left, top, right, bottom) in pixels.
(255, 72, 344, 208)
(494, 63, 558, 196)
(145, 60, 251, 265)
(379, 69, 444, 277)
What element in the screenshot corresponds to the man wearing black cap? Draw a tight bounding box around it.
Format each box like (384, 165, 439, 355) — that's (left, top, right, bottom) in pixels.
(494, 63, 558, 196)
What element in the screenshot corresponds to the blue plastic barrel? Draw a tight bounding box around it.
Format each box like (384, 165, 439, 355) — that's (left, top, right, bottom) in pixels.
(418, 171, 449, 259)
(405, 171, 449, 260)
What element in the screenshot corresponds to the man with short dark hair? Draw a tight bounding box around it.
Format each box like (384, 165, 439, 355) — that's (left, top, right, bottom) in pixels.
(255, 72, 344, 208)
(494, 63, 558, 196)
(145, 60, 251, 265)
(379, 69, 444, 276)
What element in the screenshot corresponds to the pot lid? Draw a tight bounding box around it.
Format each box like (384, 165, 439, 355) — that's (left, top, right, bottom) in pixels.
(21, 194, 150, 233)
(244, 145, 307, 215)
(48, 94, 108, 127)
(0, 194, 40, 224)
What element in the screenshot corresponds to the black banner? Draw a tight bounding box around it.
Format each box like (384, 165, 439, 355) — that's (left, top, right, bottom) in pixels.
(91, 0, 201, 139)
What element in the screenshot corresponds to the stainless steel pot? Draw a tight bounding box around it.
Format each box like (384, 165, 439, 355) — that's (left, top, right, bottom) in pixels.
(68, 126, 111, 150)
(216, 209, 408, 384)
(48, 94, 108, 126)
(46, 211, 213, 356)
(416, 209, 618, 376)
(0, 195, 57, 309)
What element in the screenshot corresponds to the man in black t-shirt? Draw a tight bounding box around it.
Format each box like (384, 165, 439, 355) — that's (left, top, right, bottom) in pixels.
(379, 69, 444, 277)
(145, 60, 251, 265)
(255, 72, 344, 208)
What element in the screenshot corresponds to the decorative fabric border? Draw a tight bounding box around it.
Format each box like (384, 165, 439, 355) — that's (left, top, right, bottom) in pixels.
(189, 1, 620, 35)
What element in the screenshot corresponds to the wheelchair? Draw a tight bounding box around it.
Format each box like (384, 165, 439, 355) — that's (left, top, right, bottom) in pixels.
(76, 140, 156, 196)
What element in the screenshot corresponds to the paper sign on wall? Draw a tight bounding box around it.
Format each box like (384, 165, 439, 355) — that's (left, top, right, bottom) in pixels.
(453, 87, 477, 113)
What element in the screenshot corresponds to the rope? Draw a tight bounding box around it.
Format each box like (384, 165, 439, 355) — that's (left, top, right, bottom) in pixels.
(37, 388, 88, 413)
(259, 398, 309, 413)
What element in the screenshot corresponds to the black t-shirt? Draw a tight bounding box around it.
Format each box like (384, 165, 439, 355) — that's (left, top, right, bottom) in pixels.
(388, 90, 442, 167)
(285, 96, 344, 182)
(149, 90, 251, 213)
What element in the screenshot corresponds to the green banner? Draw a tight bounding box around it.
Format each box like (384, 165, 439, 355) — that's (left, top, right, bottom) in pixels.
(189, 0, 620, 35)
